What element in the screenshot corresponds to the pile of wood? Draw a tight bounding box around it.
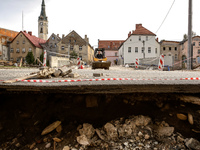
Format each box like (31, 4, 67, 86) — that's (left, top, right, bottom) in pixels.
(3, 67, 73, 83)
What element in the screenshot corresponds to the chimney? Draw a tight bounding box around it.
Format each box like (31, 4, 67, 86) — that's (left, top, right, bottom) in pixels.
(156, 38, 159, 42)
(62, 34, 65, 39)
(85, 35, 89, 43)
(128, 31, 131, 37)
(23, 30, 26, 33)
(28, 31, 32, 36)
(136, 24, 142, 29)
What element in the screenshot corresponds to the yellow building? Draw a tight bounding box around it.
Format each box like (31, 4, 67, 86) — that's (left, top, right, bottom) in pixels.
(9, 31, 46, 62)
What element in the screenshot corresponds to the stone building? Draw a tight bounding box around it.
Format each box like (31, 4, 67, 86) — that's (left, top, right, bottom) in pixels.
(38, 0, 48, 40)
(160, 40, 181, 69)
(0, 28, 18, 60)
(9, 31, 46, 62)
(61, 30, 94, 64)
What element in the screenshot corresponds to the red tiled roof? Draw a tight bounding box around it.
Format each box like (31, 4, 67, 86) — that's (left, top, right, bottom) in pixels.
(132, 24, 156, 36)
(98, 40, 124, 50)
(22, 31, 46, 48)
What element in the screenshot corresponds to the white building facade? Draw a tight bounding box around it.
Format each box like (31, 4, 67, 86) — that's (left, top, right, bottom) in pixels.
(119, 24, 160, 65)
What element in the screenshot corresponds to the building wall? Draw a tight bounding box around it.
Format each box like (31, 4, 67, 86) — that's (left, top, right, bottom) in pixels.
(105, 50, 118, 65)
(181, 36, 200, 65)
(0, 28, 18, 60)
(122, 35, 160, 64)
(160, 41, 181, 69)
(9, 32, 40, 62)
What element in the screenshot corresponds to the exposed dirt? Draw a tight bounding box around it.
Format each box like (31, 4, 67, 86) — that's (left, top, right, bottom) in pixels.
(0, 93, 200, 149)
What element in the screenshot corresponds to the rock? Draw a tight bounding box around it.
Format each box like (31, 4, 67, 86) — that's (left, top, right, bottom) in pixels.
(104, 122, 118, 141)
(185, 138, 200, 150)
(144, 134, 150, 140)
(177, 114, 187, 120)
(95, 129, 106, 141)
(77, 135, 90, 146)
(138, 131, 143, 137)
(188, 113, 194, 125)
(133, 115, 151, 127)
(30, 142, 36, 149)
(79, 123, 95, 139)
(56, 125, 62, 133)
(53, 137, 62, 143)
(41, 121, 61, 135)
(15, 143, 20, 147)
(156, 126, 174, 137)
(68, 73, 79, 78)
(45, 143, 51, 149)
(63, 146, 70, 150)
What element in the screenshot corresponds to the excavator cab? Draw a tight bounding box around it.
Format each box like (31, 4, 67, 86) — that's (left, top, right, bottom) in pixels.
(92, 48, 111, 70)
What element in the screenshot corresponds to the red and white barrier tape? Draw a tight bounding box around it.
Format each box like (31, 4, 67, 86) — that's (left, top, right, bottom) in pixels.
(5, 77, 199, 83)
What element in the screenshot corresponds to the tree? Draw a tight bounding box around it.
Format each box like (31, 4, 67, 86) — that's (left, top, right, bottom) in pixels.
(70, 50, 78, 59)
(25, 51, 34, 64)
(183, 31, 196, 40)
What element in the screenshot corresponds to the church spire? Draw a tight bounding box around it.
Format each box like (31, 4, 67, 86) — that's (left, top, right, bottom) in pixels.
(39, 0, 47, 21)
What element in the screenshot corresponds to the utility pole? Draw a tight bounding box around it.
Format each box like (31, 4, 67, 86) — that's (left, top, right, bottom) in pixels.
(187, 0, 192, 70)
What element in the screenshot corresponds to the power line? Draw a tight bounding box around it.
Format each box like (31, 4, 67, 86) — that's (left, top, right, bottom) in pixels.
(155, 0, 176, 34)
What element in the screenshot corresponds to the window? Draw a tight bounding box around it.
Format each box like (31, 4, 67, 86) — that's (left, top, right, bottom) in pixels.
(130, 39, 132, 41)
(198, 49, 200, 54)
(175, 47, 177, 51)
(55, 43, 57, 47)
(50, 43, 53, 48)
(146, 36, 148, 41)
(70, 46, 73, 50)
(40, 28, 43, 33)
(79, 46, 82, 51)
(155, 48, 157, 54)
(148, 47, 151, 53)
(10, 58, 13, 61)
(135, 47, 138, 53)
(115, 52, 117, 56)
(22, 48, 26, 53)
(17, 41, 19, 44)
(16, 48, 20, 53)
(142, 47, 144, 53)
(163, 47, 165, 51)
(193, 58, 196, 62)
(128, 47, 131, 53)
(169, 54, 171, 56)
(23, 40, 25, 44)
(52, 36, 55, 40)
(10, 48, 14, 53)
(29, 48, 32, 52)
(199, 42, 200, 46)
(139, 36, 141, 41)
(61, 46, 65, 50)
(193, 42, 195, 46)
(175, 54, 178, 60)
(108, 46, 110, 48)
(169, 47, 171, 50)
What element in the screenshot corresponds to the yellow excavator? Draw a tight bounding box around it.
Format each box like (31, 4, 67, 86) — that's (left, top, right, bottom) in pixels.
(92, 48, 111, 70)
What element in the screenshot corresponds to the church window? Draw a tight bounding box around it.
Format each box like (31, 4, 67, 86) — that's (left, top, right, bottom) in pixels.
(40, 28, 43, 33)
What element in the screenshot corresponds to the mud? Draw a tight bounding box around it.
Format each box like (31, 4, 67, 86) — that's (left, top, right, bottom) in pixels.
(0, 92, 200, 149)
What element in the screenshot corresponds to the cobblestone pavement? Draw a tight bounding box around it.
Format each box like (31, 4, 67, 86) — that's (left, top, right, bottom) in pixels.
(0, 66, 200, 86)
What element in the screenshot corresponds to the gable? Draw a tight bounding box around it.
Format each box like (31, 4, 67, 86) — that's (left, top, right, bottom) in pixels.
(62, 30, 87, 46)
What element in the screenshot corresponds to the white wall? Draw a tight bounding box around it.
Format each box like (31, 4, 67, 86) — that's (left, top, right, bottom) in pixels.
(123, 35, 160, 64)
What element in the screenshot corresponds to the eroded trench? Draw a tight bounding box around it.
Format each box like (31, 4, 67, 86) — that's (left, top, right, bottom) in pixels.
(0, 92, 200, 149)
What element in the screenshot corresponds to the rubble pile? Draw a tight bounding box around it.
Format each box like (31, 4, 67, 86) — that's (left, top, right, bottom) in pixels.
(73, 115, 200, 150)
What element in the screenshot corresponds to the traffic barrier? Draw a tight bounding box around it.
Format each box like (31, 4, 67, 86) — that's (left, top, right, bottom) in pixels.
(135, 58, 139, 69)
(43, 50, 47, 67)
(77, 57, 83, 69)
(158, 54, 164, 71)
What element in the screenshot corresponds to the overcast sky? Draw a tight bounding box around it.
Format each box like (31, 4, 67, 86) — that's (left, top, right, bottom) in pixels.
(1, 0, 200, 47)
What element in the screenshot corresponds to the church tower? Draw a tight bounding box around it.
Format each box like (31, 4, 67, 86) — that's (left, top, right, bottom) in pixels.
(38, 0, 48, 40)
